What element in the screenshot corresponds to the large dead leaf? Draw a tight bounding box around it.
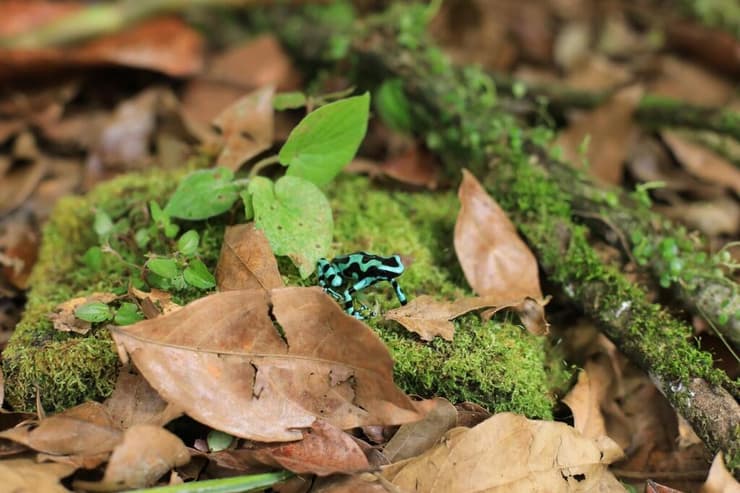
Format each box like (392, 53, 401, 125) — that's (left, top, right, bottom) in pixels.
(556, 85, 643, 185)
(662, 131, 740, 195)
(455, 170, 549, 335)
(0, 402, 122, 456)
(701, 453, 739, 493)
(103, 369, 182, 430)
(74, 425, 190, 491)
(382, 413, 625, 492)
(0, 458, 74, 493)
(216, 223, 285, 292)
(110, 287, 422, 443)
(49, 292, 117, 335)
(383, 398, 458, 463)
(213, 86, 275, 171)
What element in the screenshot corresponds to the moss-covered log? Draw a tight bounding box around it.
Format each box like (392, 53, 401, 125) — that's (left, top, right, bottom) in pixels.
(271, 3, 740, 467)
(3, 170, 568, 421)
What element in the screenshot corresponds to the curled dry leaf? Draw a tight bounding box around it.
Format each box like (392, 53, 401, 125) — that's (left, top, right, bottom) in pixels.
(216, 223, 285, 292)
(74, 425, 190, 491)
(455, 170, 549, 335)
(383, 398, 458, 463)
(556, 85, 643, 185)
(110, 287, 422, 443)
(562, 369, 608, 439)
(213, 86, 275, 171)
(103, 369, 182, 430)
(0, 458, 74, 493)
(0, 401, 122, 456)
(49, 292, 117, 334)
(701, 453, 739, 493)
(129, 286, 179, 319)
(382, 413, 625, 493)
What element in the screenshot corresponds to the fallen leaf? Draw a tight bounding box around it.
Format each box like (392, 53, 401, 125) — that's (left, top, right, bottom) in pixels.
(110, 287, 422, 443)
(104, 369, 182, 430)
(454, 402, 491, 428)
(129, 287, 180, 319)
(378, 144, 440, 189)
(662, 131, 740, 194)
(455, 170, 549, 335)
(656, 197, 740, 237)
(250, 420, 370, 476)
(0, 401, 122, 456)
(701, 453, 739, 493)
(0, 15, 203, 79)
(383, 398, 458, 463)
(646, 479, 685, 493)
(0, 458, 74, 493)
(213, 86, 275, 171)
(182, 35, 300, 127)
(0, 366, 4, 409)
(216, 223, 285, 292)
(649, 56, 735, 107)
(556, 85, 643, 185)
(0, 159, 47, 216)
(382, 413, 625, 492)
(562, 369, 607, 439)
(74, 425, 190, 491)
(49, 293, 117, 334)
(313, 473, 390, 493)
(0, 219, 39, 289)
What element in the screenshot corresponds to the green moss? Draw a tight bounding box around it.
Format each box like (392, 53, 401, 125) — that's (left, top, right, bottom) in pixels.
(5, 170, 567, 418)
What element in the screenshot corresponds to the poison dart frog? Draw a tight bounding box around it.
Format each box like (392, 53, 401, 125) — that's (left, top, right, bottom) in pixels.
(317, 252, 408, 319)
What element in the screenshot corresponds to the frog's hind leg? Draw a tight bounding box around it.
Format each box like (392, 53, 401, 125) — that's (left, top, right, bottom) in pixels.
(391, 279, 407, 305)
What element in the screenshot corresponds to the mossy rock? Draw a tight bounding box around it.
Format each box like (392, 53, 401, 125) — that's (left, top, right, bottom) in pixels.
(3, 168, 570, 418)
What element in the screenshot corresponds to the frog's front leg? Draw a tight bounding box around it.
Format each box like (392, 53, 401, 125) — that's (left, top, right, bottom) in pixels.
(391, 279, 407, 305)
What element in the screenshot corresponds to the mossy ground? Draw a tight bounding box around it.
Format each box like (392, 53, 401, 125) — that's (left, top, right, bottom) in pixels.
(4, 168, 570, 418)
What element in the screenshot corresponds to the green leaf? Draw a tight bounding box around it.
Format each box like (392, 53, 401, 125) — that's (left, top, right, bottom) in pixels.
(164, 168, 239, 220)
(94, 210, 114, 238)
(207, 430, 235, 452)
(146, 258, 180, 279)
(134, 228, 151, 249)
(82, 246, 103, 271)
(75, 301, 113, 323)
(279, 92, 370, 186)
(164, 222, 180, 239)
(273, 91, 307, 110)
(375, 79, 413, 132)
(149, 201, 166, 224)
(240, 189, 254, 221)
(249, 176, 332, 278)
(114, 302, 144, 325)
(177, 230, 200, 256)
(183, 259, 216, 289)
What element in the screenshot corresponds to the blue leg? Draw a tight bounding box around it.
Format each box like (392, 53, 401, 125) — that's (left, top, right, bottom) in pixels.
(391, 279, 407, 305)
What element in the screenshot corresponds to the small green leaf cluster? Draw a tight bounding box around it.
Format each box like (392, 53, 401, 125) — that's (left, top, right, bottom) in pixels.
(163, 92, 371, 278)
(75, 300, 143, 326)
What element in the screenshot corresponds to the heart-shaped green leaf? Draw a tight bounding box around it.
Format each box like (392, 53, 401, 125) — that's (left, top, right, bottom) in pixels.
(183, 259, 216, 289)
(75, 301, 113, 323)
(279, 93, 370, 186)
(249, 176, 332, 278)
(146, 258, 180, 279)
(177, 230, 200, 256)
(164, 168, 239, 220)
(114, 302, 144, 325)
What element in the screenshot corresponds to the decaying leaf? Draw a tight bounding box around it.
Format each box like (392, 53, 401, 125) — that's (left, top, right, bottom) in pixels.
(0, 402, 122, 456)
(455, 170, 549, 335)
(562, 369, 607, 439)
(383, 398, 458, 463)
(0, 158, 47, 216)
(378, 144, 440, 189)
(104, 369, 182, 430)
(0, 458, 74, 493)
(110, 287, 422, 443)
(74, 425, 190, 491)
(49, 292, 117, 334)
(216, 223, 284, 292)
(129, 287, 179, 319)
(701, 452, 739, 493)
(382, 413, 625, 492)
(0, 219, 39, 290)
(213, 86, 275, 171)
(556, 85, 643, 185)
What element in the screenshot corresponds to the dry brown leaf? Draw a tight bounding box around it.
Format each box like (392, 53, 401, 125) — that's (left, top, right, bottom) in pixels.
(701, 453, 740, 493)
(313, 472, 392, 493)
(74, 425, 190, 491)
(129, 287, 179, 319)
(0, 366, 4, 409)
(0, 402, 122, 456)
(0, 15, 203, 79)
(0, 219, 39, 290)
(104, 369, 182, 430)
(110, 287, 422, 443)
(556, 85, 643, 185)
(656, 198, 740, 237)
(49, 292, 117, 334)
(213, 86, 275, 171)
(0, 458, 75, 493)
(383, 398, 458, 463)
(454, 402, 491, 428)
(182, 35, 300, 127)
(378, 145, 440, 189)
(662, 131, 740, 194)
(646, 479, 686, 493)
(382, 412, 625, 492)
(216, 223, 284, 292)
(455, 170, 549, 335)
(0, 159, 47, 216)
(649, 56, 735, 107)
(562, 369, 608, 439)
(250, 420, 370, 476)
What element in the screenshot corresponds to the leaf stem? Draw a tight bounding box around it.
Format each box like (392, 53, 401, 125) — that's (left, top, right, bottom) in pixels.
(248, 154, 281, 178)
